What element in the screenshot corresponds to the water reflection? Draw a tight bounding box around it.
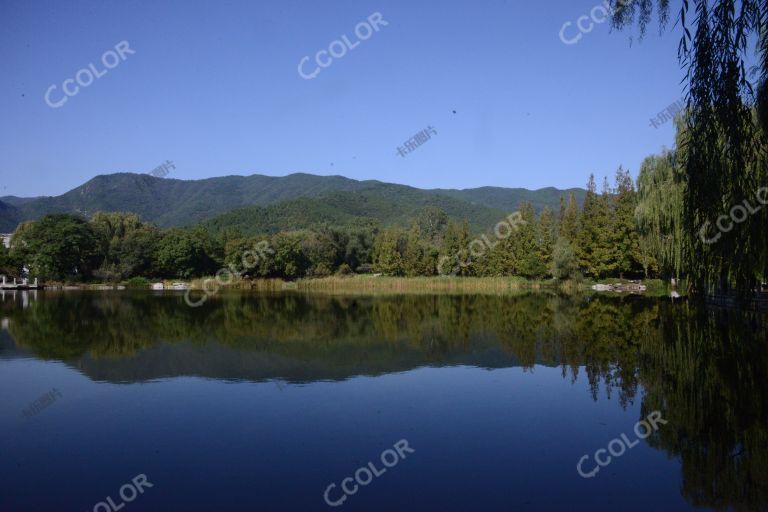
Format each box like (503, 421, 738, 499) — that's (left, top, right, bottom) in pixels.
(2, 291, 767, 510)
(0, 288, 38, 309)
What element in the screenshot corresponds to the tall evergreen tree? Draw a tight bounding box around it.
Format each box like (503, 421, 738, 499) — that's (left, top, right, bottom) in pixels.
(559, 192, 580, 245)
(536, 207, 556, 278)
(577, 175, 616, 278)
(612, 167, 642, 277)
(576, 175, 598, 276)
(373, 227, 404, 276)
(403, 224, 432, 277)
(516, 203, 544, 278)
(439, 221, 473, 276)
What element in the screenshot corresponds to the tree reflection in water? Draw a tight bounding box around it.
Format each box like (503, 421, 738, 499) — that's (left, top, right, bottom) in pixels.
(3, 290, 766, 511)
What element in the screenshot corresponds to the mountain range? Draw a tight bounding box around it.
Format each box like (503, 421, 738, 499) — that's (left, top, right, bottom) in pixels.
(0, 172, 586, 233)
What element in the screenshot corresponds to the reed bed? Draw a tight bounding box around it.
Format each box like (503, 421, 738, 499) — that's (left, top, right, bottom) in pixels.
(191, 275, 580, 296)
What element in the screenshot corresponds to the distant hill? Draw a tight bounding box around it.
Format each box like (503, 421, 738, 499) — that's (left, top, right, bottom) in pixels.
(0, 200, 20, 232)
(3, 172, 586, 232)
(204, 190, 506, 235)
(6, 173, 395, 228)
(0, 196, 42, 207)
(435, 186, 586, 214)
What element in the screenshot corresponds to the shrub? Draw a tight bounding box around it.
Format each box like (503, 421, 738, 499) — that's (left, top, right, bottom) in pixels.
(124, 276, 151, 288)
(551, 237, 580, 280)
(309, 263, 333, 277)
(337, 263, 353, 276)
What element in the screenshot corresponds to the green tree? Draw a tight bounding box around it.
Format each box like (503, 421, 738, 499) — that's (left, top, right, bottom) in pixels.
(403, 224, 432, 277)
(0, 242, 20, 276)
(301, 227, 345, 277)
(439, 221, 472, 276)
(609, 0, 768, 295)
(536, 207, 556, 278)
(373, 227, 404, 276)
(414, 207, 448, 244)
(612, 167, 642, 277)
(576, 175, 616, 278)
(551, 236, 579, 280)
(635, 150, 686, 279)
(559, 192, 580, 244)
(153, 228, 217, 278)
(91, 212, 159, 280)
(516, 203, 545, 278)
(223, 236, 273, 277)
(270, 232, 309, 279)
(10, 214, 99, 281)
(343, 226, 376, 272)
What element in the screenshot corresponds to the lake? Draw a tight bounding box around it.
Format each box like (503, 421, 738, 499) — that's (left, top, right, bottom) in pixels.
(1, 290, 766, 511)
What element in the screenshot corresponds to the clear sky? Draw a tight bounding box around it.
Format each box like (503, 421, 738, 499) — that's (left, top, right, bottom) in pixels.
(0, 0, 684, 197)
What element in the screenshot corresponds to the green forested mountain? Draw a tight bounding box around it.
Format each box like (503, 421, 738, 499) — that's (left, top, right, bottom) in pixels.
(2, 172, 584, 231)
(4, 173, 369, 228)
(0, 196, 41, 207)
(433, 186, 586, 213)
(0, 165, 662, 282)
(203, 189, 506, 235)
(0, 200, 20, 232)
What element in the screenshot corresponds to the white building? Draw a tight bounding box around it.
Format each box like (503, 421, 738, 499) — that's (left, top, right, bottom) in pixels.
(0, 233, 11, 248)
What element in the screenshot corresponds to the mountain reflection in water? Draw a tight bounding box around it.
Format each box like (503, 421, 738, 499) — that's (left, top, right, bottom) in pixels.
(1, 290, 766, 511)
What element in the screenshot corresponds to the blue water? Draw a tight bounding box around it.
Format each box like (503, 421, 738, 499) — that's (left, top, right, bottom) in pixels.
(1, 291, 764, 511)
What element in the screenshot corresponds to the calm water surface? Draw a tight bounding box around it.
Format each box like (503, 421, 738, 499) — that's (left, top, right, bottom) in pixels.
(1, 290, 766, 511)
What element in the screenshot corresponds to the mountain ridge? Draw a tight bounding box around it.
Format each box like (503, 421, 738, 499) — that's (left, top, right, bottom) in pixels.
(0, 172, 586, 233)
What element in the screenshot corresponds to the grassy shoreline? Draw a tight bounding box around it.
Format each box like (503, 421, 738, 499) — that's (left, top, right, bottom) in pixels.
(283, 276, 577, 295)
(41, 275, 675, 296)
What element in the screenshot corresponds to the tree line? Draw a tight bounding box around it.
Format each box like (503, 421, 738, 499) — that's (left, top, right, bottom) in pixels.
(0, 162, 696, 283)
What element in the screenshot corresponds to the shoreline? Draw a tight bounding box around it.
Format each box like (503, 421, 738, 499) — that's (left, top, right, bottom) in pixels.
(34, 276, 675, 297)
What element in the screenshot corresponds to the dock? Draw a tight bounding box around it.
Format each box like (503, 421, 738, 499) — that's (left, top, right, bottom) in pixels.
(0, 276, 42, 290)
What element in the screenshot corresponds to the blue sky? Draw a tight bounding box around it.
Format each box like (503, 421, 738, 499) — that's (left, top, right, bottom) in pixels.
(0, 0, 684, 197)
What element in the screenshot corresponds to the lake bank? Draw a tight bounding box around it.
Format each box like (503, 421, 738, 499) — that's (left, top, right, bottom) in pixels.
(38, 275, 676, 297)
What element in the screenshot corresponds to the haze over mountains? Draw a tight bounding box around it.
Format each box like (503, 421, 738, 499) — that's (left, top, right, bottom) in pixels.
(0, 173, 586, 233)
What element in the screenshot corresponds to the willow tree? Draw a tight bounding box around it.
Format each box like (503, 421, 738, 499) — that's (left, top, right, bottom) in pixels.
(609, 0, 768, 295)
(635, 149, 687, 279)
